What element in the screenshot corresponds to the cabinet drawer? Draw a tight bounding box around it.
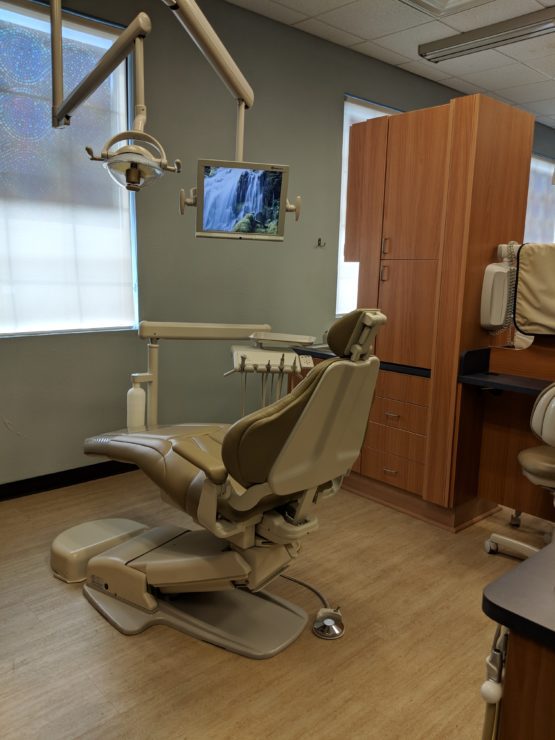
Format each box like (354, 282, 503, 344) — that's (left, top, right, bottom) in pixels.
(361, 449, 424, 496)
(365, 422, 426, 464)
(375, 371, 429, 406)
(369, 396, 428, 436)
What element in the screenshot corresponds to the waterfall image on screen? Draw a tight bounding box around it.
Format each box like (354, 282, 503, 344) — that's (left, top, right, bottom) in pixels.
(202, 166, 283, 235)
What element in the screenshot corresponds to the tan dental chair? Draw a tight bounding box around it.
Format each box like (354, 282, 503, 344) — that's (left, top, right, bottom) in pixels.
(51, 308, 386, 658)
(485, 383, 555, 559)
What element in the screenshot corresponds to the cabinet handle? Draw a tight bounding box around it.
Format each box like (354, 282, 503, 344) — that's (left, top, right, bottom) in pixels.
(383, 468, 398, 475)
(381, 237, 390, 256)
(380, 265, 390, 282)
(385, 412, 400, 419)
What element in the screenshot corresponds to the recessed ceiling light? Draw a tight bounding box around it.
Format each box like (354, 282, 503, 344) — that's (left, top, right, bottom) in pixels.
(400, 0, 494, 17)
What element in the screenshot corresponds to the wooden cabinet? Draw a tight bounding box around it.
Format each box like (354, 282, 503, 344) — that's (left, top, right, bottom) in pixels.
(353, 109, 446, 369)
(343, 94, 535, 529)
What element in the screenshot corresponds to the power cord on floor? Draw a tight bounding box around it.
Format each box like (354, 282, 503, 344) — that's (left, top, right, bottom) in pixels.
(280, 573, 330, 607)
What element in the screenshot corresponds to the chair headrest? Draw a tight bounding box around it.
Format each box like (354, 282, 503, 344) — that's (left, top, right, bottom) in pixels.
(327, 309, 387, 360)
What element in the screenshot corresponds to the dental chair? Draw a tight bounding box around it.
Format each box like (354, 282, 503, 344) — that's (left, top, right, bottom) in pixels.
(51, 308, 386, 658)
(485, 382, 555, 559)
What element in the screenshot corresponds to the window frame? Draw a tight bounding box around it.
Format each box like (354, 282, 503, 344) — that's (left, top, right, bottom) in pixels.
(336, 94, 399, 317)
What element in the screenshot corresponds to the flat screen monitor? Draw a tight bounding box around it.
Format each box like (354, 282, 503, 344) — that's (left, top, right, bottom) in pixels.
(196, 159, 289, 240)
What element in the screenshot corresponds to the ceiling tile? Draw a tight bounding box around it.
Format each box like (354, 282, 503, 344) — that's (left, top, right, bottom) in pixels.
(499, 78, 555, 102)
(273, 0, 354, 16)
(318, 0, 431, 40)
(487, 92, 519, 104)
(525, 98, 555, 114)
(520, 53, 555, 76)
(398, 59, 452, 80)
(442, 76, 486, 92)
(293, 18, 365, 46)
(351, 40, 413, 65)
(372, 21, 458, 61)
(225, 0, 307, 24)
(500, 34, 555, 62)
(434, 48, 513, 75)
(457, 63, 549, 90)
(441, 0, 543, 32)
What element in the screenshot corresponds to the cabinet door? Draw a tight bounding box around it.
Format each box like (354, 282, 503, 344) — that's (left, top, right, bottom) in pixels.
(376, 259, 438, 368)
(381, 106, 449, 260)
(344, 116, 388, 264)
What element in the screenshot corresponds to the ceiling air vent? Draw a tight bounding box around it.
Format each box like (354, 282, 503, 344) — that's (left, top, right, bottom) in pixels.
(400, 0, 494, 17)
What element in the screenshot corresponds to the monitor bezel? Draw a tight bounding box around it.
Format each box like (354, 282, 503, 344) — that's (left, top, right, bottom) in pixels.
(195, 159, 290, 241)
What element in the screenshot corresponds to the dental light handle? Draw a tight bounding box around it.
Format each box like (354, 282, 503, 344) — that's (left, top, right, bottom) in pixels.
(127, 382, 146, 431)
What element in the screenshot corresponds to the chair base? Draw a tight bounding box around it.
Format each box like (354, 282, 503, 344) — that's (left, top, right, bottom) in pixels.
(84, 583, 308, 659)
(484, 533, 540, 560)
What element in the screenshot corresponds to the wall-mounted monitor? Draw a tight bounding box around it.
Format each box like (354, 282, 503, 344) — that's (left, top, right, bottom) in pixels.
(196, 159, 289, 240)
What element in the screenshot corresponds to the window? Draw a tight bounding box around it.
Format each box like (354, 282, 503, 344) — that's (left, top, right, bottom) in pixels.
(0, 0, 136, 336)
(336, 96, 395, 316)
(524, 155, 555, 243)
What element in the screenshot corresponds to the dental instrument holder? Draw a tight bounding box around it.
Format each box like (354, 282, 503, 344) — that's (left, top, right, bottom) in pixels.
(226, 332, 316, 416)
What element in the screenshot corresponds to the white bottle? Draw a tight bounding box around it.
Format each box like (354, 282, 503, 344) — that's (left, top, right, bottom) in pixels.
(127, 384, 146, 431)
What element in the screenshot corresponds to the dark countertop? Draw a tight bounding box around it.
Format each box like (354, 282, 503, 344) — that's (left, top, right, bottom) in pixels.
(483, 542, 555, 651)
(292, 347, 431, 377)
(458, 347, 551, 396)
(459, 372, 551, 396)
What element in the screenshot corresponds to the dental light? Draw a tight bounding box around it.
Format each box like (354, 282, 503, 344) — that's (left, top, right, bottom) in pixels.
(50, 6, 180, 192)
(86, 132, 180, 193)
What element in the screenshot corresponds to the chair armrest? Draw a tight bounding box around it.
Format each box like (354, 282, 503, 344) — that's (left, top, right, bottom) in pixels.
(172, 439, 228, 484)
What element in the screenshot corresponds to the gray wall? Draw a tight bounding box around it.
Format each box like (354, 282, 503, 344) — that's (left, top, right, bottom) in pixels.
(2, 0, 555, 484)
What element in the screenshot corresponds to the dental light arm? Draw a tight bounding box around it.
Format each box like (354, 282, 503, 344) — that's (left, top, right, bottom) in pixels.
(50, 9, 151, 128)
(161, 0, 254, 109)
(161, 0, 253, 162)
(164, 0, 301, 222)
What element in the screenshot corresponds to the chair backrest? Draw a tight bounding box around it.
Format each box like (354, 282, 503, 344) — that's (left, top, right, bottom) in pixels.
(531, 382, 555, 446)
(221, 309, 385, 494)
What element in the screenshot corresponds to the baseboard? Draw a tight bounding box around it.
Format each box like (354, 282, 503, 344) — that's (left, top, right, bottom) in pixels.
(343, 472, 498, 532)
(0, 461, 137, 502)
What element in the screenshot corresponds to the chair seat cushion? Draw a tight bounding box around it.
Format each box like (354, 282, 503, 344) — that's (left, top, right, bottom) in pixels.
(518, 445, 555, 486)
(85, 424, 230, 512)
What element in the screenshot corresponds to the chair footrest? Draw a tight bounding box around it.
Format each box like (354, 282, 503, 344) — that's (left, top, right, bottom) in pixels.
(84, 584, 308, 659)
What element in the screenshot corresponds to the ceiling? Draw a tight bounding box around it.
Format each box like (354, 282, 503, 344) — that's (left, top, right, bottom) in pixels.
(224, 0, 555, 129)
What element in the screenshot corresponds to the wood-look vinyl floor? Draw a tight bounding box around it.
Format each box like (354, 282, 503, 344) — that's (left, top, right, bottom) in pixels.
(0, 472, 545, 740)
